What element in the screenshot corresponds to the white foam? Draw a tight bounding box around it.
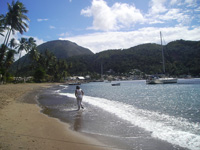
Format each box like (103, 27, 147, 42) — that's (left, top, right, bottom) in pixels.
(59, 92, 200, 150)
(55, 85, 69, 93)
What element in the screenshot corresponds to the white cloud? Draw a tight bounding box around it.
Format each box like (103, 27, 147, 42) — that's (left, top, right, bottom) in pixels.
(112, 3, 145, 28)
(185, 0, 194, 5)
(195, 6, 200, 12)
(81, 0, 144, 31)
(58, 32, 70, 37)
(81, 0, 116, 31)
(160, 9, 188, 22)
(149, 20, 165, 24)
(33, 37, 45, 46)
(79, 0, 198, 35)
(59, 26, 200, 53)
(170, 0, 179, 5)
(49, 25, 56, 29)
(146, 0, 197, 26)
(37, 18, 48, 22)
(148, 0, 168, 15)
(169, 0, 198, 7)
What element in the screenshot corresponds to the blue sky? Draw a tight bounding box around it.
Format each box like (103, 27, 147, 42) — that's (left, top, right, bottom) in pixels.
(1, 0, 200, 54)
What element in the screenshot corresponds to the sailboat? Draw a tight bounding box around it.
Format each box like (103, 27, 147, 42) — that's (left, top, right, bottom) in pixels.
(146, 32, 177, 84)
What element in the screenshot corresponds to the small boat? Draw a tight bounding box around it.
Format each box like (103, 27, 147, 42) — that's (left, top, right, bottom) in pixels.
(68, 83, 81, 85)
(111, 83, 120, 86)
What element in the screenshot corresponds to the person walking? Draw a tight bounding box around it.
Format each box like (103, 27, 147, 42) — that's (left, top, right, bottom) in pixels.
(75, 86, 84, 110)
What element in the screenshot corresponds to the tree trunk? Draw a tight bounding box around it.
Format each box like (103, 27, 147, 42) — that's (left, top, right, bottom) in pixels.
(0, 28, 12, 67)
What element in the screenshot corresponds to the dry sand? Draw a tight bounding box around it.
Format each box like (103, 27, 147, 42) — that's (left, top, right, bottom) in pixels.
(0, 83, 113, 150)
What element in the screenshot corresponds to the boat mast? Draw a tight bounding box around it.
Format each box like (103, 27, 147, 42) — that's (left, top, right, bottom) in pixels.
(101, 62, 103, 80)
(160, 31, 165, 74)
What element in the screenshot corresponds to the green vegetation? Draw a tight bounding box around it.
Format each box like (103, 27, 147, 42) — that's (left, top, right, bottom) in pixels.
(1, 1, 199, 84)
(0, 1, 70, 83)
(37, 40, 93, 58)
(0, 0, 30, 83)
(65, 41, 200, 77)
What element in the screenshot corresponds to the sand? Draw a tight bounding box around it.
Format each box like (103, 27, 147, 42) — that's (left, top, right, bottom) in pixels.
(0, 83, 112, 150)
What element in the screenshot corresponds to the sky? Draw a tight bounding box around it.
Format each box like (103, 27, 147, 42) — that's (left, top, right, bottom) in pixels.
(0, 0, 200, 54)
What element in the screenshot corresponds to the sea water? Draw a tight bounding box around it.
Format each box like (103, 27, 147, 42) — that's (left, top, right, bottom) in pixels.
(38, 79, 200, 150)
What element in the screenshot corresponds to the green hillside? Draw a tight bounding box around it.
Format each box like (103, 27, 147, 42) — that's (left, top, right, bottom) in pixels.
(66, 40, 200, 77)
(37, 40, 94, 58)
(10, 39, 200, 80)
(10, 40, 94, 75)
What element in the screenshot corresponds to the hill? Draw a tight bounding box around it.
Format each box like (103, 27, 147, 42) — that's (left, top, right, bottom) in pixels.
(11, 39, 200, 78)
(10, 40, 94, 74)
(37, 40, 94, 58)
(66, 40, 200, 77)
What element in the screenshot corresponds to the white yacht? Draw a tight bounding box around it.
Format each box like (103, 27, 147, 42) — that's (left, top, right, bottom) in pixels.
(146, 76, 177, 84)
(146, 32, 177, 84)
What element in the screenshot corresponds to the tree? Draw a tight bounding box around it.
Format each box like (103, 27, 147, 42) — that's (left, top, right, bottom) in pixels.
(34, 67, 46, 83)
(0, 39, 16, 83)
(21, 37, 37, 71)
(14, 37, 37, 78)
(29, 45, 39, 68)
(15, 37, 28, 77)
(8, 38, 17, 48)
(0, 14, 5, 37)
(27, 37, 36, 51)
(29, 38, 39, 73)
(0, 0, 29, 67)
(4, 0, 29, 44)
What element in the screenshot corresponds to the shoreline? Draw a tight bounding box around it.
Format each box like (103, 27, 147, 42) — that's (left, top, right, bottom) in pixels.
(0, 83, 111, 150)
(38, 84, 188, 150)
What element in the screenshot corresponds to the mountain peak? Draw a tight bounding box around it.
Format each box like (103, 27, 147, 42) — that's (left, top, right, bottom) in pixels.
(37, 40, 94, 59)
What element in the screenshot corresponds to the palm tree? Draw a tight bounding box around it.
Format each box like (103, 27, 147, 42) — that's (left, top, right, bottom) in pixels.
(29, 45, 39, 70)
(4, 49, 16, 82)
(28, 38, 38, 65)
(20, 37, 37, 76)
(5, 50, 15, 68)
(4, 1, 29, 45)
(0, 38, 16, 83)
(8, 38, 17, 48)
(0, 0, 29, 67)
(27, 37, 36, 50)
(16, 38, 28, 56)
(6, 38, 16, 71)
(58, 60, 68, 81)
(15, 37, 28, 77)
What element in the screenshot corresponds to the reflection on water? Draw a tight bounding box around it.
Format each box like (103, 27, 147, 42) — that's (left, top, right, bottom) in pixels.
(73, 111, 83, 131)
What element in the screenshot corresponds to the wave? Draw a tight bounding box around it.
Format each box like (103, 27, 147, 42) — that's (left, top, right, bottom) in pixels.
(59, 92, 200, 150)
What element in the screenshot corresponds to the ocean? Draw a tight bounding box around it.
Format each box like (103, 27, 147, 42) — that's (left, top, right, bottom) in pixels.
(37, 79, 200, 150)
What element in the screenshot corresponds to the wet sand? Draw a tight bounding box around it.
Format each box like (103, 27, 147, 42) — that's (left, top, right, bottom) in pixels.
(0, 83, 111, 150)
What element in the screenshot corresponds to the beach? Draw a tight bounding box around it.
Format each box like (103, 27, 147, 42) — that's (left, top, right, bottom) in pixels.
(1, 81, 199, 150)
(0, 83, 111, 150)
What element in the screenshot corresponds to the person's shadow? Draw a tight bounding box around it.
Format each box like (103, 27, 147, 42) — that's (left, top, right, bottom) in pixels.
(73, 111, 83, 131)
